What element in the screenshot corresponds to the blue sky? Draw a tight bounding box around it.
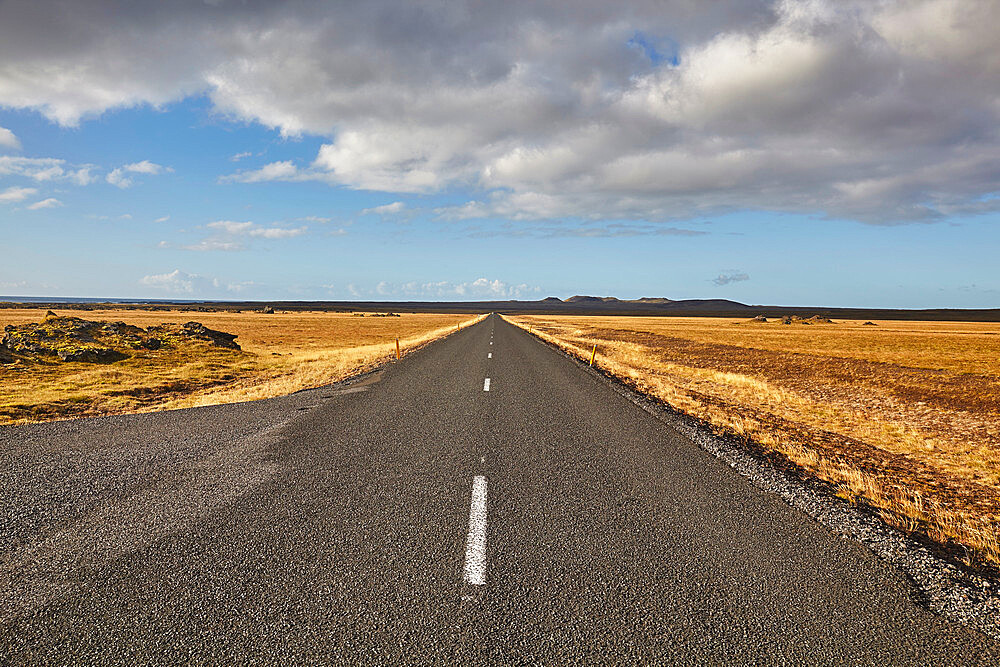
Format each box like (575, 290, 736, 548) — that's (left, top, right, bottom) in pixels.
(1, 1, 999, 308)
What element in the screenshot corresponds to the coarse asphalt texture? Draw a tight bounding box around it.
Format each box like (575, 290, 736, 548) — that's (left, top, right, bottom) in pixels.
(1, 314, 998, 664)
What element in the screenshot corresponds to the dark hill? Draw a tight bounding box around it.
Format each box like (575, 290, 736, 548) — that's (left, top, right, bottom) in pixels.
(3, 297, 1000, 322)
(566, 295, 621, 303)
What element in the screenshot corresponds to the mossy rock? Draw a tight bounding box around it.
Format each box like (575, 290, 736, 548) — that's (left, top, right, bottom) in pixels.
(57, 348, 126, 363)
(2, 314, 239, 364)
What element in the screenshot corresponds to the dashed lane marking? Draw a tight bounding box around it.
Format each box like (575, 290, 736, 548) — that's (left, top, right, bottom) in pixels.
(463, 476, 488, 586)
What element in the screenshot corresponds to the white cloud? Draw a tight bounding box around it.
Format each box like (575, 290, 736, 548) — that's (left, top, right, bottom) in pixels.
(250, 226, 307, 239)
(164, 219, 309, 251)
(365, 278, 540, 300)
(222, 160, 298, 183)
(362, 201, 406, 216)
(0, 156, 64, 179)
(124, 160, 169, 175)
(26, 197, 62, 210)
(207, 219, 307, 238)
(106, 168, 131, 188)
(139, 269, 251, 295)
(207, 220, 255, 234)
(230, 151, 253, 161)
(181, 239, 246, 252)
(106, 160, 171, 188)
(140, 269, 197, 293)
(0, 126, 21, 151)
(2, 1, 1000, 223)
(71, 167, 96, 185)
(0, 157, 100, 186)
(712, 271, 750, 286)
(154, 215, 170, 223)
(0, 186, 37, 203)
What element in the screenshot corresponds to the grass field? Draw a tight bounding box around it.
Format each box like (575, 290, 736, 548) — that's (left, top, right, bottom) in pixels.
(507, 314, 1000, 566)
(1, 308, 482, 424)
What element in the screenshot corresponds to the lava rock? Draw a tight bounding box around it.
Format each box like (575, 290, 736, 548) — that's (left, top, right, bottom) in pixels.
(57, 348, 127, 363)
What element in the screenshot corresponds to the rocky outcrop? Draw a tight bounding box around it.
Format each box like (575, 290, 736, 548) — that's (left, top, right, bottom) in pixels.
(145, 322, 240, 350)
(57, 348, 126, 363)
(1, 313, 240, 364)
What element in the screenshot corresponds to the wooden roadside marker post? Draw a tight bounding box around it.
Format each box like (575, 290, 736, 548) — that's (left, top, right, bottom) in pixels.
(589, 344, 597, 366)
(396, 337, 401, 359)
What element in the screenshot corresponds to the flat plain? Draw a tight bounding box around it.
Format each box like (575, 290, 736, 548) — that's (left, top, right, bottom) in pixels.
(0, 308, 480, 424)
(508, 314, 1000, 566)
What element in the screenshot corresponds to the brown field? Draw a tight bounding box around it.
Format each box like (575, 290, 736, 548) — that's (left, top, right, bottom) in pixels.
(1, 308, 482, 424)
(507, 314, 1000, 566)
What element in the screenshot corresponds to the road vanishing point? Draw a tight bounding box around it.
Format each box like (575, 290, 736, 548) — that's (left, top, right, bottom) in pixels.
(2, 314, 997, 664)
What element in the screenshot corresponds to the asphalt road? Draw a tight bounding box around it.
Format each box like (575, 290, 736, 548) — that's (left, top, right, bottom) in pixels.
(1, 314, 997, 664)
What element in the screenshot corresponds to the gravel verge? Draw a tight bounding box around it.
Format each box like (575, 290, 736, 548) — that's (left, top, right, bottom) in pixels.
(518, 324, 1000, 640)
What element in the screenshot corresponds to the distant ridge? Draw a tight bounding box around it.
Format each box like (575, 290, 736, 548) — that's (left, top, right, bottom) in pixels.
(2, 295, 999, 322)
(565, 295, 621, 303)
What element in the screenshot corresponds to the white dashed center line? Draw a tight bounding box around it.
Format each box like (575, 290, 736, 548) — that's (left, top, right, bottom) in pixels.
(483, 378, 491, 391)
(488, 352, 492, 359)
(463, 476, 488, 586)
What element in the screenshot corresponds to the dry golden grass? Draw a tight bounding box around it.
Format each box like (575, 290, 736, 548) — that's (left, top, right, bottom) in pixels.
(1, 308, 483, 424)
(508, 314, 1000, 566)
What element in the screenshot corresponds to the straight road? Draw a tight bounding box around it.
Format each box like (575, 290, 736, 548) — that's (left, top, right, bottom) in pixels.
(1, 314, 997, 664)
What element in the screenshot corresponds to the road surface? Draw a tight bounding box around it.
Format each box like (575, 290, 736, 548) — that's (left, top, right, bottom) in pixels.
(1, 314, 997, 664)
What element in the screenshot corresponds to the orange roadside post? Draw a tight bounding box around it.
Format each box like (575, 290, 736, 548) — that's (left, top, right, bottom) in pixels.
(395, 337, 401, 359)
(589, 344, 597, 366)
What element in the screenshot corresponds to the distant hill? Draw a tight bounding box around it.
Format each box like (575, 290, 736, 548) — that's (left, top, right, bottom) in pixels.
(3, 295, 999, 322)
(565, 295, 622, 303)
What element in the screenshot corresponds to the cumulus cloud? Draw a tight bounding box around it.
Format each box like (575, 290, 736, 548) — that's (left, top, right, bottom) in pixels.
(163, 219, 308, 252)
(370, 278, 539, 300)
(712, 271, 750, 286)
(141, 269, 197, 293)
(105, 168, 130, 188)
(0, 157, 100, 187)
(124, 160, 169, 175)
(139, 269, 254, 295)
(362, 201, 406, 216)
(26, 197, 62, 210)
(180, 239, 246, 252)
(2, 1, 1000, 223)
(0, 126, 21, 151)
(0, 156, 63, 179)
(106, 160, 171, 188)
(222, 160, 298, 183)
(207, 220, 307, 238)
(71, 167, 96, 185)
(0, 186, 37, 203)
(462, 220, 708, 238)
